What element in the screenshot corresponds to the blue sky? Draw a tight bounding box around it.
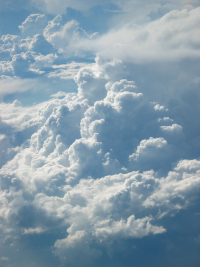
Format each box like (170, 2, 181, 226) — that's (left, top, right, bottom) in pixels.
(0, 0, 200, 266)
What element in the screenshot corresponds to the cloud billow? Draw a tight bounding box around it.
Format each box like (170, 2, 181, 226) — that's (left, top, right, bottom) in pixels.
(0, 3, 200, 267)
(0, 55, 200, 266)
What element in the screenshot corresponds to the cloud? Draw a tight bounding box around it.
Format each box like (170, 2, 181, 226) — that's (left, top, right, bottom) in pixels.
(14, 6, 200, 69)
(23, 226, 46, 234)
(160, 123, 183, 132)
(0, 55, 200, 266)
(29, 34, 56, 55)
(0, 4, 200, 266)
(18, 14, 48, 37)
(1, 6, 199, 94)
(0, 14, 96, 90)
(0, 77, 42, 98)
(43, 17, 93, 57)
(49, 62, 95, 80)
(129, 137, 174, 172)
(78, 7, 200, 63)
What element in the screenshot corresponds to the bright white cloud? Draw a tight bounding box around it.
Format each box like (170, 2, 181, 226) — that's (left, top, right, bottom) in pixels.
(0, 56, 200, 266)
(0, 3, 200, 267)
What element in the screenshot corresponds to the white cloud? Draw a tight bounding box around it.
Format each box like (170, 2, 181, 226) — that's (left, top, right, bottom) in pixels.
(30, 53, 58, 69)
(0, 60, 198, 260)
(0, 6, 200, 264)
(0, 77, 42, 98)
(78, 7, 200, 63)
(23, 227, 46, 234)
(154, 104, 165, 111)
(34, 160, 200, 264)
(143, 159, 200, 208)
(18, 14, 48, 37)
(49, 62, 95, 80)
(161, 123, 183, 132)
(0, 99, 44, 130)
(43, 17, 92, 57)
(129, 137, 171, 170)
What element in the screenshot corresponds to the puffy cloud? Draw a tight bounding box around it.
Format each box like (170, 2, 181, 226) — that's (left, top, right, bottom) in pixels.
(129, 137, 174, 172)
(14, 7, 199, 70)
(18, 14, 48, 37)
(1, 6, 199, 92)
(43, 17, 93, 57)
(39, 160, 200, 266)
(0, 55, 199, 266)
(0, 14, 97, 90)
(1, 4, 200, 266)
(160, 123, 183, 133)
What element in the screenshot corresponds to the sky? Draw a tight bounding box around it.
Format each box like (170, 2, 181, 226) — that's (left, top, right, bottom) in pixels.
(0, 0, 200, 266)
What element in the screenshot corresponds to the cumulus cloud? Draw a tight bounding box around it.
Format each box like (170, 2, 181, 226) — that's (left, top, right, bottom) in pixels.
(0, 54, 200, 266)
(0, 13, 97, 94)
(18, 14, 48, 37)
(1, 3, 200, 267)
(1, 6, 199, 93)
(43, 16, 94, 57)
(129, 137, 174, 172)
(14, 6, 200, 69)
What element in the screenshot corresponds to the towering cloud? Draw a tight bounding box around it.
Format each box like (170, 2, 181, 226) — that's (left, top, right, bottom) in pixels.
(0, 2, 200, 267)
(0, 54, 200, 266)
